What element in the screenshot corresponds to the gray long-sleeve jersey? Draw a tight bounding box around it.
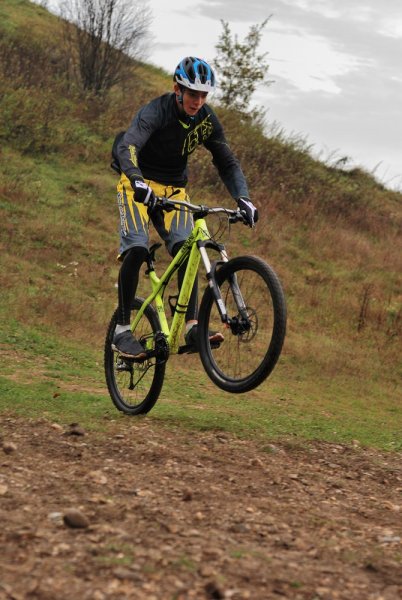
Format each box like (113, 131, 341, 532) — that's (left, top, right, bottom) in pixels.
(116, 92, 249, 200)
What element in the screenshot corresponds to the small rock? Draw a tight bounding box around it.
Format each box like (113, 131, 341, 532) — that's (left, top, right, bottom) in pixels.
(89, 470, 108, 485)
(50, 423, 63, 431)
(378, 535, 401, 544)
(250, 457, 264, 467)
(316, 587, 331, 597)
(0, 484, 8, 496)
(2, 441, 17, 454)
(229, 522, 249, 534)
(65, 423, 86, 436)
(205, 581, 225, 599)
(52, 543, 71, 555)
(182, 489, 193, 502)
(48, 511, 63, 524)
(63, 509, 90, 529)
(199, 565, 216, 578)
(203, 548, 223, 560)
(265, 444, 280, 454)
(382, 585, 400, 599)
(113, 567, 140, 581)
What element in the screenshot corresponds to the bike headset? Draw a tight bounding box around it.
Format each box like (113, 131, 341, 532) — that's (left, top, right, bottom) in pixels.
(173, 56, 216, 116)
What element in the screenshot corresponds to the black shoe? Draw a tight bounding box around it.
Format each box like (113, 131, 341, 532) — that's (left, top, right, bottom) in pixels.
(185, 325, 224, 351)
(112, 330, 147, 359)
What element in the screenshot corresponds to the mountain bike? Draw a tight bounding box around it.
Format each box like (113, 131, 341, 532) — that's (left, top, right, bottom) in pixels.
(104, 197, 287, 415)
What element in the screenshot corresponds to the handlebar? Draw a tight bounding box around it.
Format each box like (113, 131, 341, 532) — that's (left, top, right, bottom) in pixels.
(154, 196, 247, 224)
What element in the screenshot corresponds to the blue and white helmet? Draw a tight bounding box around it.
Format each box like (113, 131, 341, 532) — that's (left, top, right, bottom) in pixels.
(174, 56, 216, 92)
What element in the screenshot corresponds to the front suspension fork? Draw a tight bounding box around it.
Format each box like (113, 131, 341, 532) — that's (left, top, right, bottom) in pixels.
(198, 242, 249, 326)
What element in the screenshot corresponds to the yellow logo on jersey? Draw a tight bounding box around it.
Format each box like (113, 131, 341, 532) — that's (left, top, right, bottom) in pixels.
(182, 114, 213, 155)
(179, 119, 191, 129)
(128, 144, 138, 168)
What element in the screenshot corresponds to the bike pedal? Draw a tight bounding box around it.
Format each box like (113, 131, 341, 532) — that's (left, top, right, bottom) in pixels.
(178, 344, 197, 355)
(112, 346, 148, 363)
(178, 341, 221, 355)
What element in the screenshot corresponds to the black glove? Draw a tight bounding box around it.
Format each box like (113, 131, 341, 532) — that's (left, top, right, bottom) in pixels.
(237, 197, 259, 227)
(131, 177, 157, 212)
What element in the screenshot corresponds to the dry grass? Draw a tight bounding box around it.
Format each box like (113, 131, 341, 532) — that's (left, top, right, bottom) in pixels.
(0, 0, 401, 411)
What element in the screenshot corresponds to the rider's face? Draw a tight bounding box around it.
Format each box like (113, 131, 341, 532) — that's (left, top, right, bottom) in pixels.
(174, 84, 208, 116)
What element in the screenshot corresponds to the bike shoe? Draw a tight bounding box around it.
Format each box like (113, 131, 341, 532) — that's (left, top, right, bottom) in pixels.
(112, 330, 147, 360)
(185, 325, 224, 351)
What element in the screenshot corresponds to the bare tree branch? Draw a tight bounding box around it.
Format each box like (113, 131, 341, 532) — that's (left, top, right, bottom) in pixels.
(61, 0, 152, 95)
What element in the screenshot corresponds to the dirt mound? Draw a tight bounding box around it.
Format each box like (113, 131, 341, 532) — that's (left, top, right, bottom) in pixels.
(0, 416, 401, 599)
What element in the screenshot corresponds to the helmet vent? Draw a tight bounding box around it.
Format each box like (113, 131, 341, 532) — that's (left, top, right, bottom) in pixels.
(174, 56, 216, 92)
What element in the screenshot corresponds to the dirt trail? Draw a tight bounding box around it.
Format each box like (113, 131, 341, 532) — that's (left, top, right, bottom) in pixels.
(0, 415, 401, 600)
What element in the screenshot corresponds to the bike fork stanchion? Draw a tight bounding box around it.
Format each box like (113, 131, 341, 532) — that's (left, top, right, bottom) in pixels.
(199, 245, 229, 325)
(228, 272, 250, 320)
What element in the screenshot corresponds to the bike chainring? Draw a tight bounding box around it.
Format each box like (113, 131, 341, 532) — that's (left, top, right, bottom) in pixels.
(153, 331, 169, 363)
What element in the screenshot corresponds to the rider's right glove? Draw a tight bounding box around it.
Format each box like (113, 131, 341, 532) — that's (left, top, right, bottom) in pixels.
(237, 197, 259, 228)
(131, 177, 157, 213)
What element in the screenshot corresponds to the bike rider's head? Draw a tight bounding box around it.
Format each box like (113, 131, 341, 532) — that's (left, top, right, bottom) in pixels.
(173, 56, 216, 117)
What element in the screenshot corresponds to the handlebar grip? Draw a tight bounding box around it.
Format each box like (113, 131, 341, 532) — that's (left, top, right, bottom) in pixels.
(229, 212, 246, 224)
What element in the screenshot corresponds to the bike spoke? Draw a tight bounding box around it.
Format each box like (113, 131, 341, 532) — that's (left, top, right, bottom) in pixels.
(199, 256, 286, 392)
(104, 300, 165, 415)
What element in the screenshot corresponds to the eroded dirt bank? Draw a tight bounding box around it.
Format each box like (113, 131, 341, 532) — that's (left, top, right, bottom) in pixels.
(0, 416, 401, 600)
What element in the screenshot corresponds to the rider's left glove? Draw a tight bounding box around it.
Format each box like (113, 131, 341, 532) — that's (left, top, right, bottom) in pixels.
(131, 177, 157, 213)
(237, 197, 259, 228)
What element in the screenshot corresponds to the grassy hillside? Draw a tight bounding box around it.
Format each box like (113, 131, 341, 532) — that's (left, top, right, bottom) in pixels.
(0, 0, 401, 449)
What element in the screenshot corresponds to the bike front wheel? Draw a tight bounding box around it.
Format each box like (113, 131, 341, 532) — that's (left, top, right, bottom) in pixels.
(198, 256, 286, 393)
(104, 298, 166, 415)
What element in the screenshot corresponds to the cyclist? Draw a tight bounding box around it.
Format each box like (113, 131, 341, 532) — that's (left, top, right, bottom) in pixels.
(112, 56, 258, 359)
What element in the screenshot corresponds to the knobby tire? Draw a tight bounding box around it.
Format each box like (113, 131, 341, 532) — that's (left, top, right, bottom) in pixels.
(198, 256, 286, 393)
(104, 297, 165, 415)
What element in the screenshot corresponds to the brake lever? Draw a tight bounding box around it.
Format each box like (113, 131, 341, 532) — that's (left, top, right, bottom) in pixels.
(161, 188, 180, 211)
(156, 197, 176, 212)
(228, 211, 246, 224)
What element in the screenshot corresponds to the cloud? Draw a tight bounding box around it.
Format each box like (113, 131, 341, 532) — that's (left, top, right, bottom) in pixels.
(196, 0, 402, 74)
(260, 62, 402, 187)
(196, 0, 402, 30)
(196, 0, 402, 111)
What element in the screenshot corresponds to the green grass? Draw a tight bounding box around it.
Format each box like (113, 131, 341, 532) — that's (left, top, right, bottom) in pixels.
(1, 320, 400, 450)
(0, 0, 401, 454)
(0, 0, 51, 32)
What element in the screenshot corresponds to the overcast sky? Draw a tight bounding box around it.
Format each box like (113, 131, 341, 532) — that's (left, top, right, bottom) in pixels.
(145, 0, 402, 191)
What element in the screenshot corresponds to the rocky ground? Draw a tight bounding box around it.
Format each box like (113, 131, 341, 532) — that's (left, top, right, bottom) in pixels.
(0, 415, 401, 600)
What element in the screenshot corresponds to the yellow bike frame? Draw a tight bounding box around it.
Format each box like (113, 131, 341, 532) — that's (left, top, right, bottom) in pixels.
(130, 216, 212, 354)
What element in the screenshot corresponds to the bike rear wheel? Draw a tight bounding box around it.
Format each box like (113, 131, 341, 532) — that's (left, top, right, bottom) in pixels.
(104, 298, 166, 415)
(198, 256, 286, 393)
